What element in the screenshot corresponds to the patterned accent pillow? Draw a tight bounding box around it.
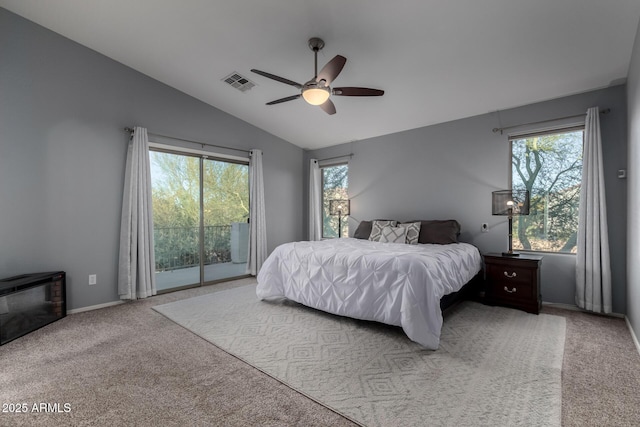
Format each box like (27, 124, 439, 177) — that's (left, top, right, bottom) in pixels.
(378, 226, 408, 244)
(369, 220, 398, 241)
(399, 222, 422, 245)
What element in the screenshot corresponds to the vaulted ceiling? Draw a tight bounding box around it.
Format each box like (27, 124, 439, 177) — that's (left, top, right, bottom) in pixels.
(2, 0, 639, 150)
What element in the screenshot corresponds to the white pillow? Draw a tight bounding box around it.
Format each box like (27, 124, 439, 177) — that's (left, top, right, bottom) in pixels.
(398, 222, 421, 245)
(369, 220, 398, 241)
(378, 226, 408, 244)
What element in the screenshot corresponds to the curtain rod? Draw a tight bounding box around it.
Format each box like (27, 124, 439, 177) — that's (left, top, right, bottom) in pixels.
(124, 127, 250, 155)
(316, 153, 354, 163)
(492, 108, 611, 134)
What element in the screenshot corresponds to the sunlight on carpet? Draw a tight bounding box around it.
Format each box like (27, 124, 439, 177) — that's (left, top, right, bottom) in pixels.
(153, 284, 565, 427)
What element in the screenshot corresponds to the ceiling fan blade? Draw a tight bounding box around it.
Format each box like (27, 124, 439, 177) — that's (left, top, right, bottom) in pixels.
(251, 69, 302, 89)
(319, 99, 336, 115)
(333, 87, 384, 97)
(266, 94, 301, 105)
(316, 55, 347, 86)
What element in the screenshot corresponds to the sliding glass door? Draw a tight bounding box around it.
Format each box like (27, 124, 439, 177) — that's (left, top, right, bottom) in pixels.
(202, 159, 249, 283)
(150, 151, 200, 290)
(149, 149, 249, 292)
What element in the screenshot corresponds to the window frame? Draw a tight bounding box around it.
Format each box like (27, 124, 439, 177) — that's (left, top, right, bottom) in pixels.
(320, 161, 349, 239)
(148, 143, 250, 292)
(508, 124, 585, 254)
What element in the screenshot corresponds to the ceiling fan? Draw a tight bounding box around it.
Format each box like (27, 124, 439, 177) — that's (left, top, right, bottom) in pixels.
(250, 38, 384, 115)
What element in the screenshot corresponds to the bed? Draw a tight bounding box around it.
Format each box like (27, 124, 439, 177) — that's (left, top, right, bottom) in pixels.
(256, 220, 482, 350)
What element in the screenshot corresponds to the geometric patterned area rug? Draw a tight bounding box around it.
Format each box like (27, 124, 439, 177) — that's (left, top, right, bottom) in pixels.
(153, 284, 566, 427)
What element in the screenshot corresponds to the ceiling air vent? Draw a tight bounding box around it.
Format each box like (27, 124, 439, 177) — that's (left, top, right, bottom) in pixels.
(222, 72, 256, 92)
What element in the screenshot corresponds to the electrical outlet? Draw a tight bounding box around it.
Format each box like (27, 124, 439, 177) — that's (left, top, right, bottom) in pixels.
(481, 223, 489, 233)
(89, 274, 96, 285)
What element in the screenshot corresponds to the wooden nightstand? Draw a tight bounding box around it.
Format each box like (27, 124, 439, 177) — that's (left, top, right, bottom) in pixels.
(483, 253, 542, 314)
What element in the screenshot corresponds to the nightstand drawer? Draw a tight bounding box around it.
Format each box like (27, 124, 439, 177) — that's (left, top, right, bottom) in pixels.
(486, 264, 533, 288)
(492, 281, 533, 302)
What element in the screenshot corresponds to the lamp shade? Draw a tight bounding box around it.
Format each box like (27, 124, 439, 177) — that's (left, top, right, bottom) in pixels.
(492, 190, 530, 216)
(329, 199, 350, 216)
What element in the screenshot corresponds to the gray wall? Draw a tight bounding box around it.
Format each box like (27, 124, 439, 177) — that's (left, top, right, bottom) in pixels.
(0, 9, 304, 310)
(306, 86, 628, 313)
(627, 19, 640, 338)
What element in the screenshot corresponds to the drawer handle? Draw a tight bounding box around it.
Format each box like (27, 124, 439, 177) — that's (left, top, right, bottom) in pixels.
(504, 286, 517, 293)
(503, 271, 517, 278)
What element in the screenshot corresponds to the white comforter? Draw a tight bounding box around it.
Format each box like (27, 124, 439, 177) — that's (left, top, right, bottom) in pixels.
(256, 238, 482, 349)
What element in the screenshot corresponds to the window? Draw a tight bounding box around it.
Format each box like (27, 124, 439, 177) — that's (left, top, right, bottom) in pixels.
(510, 126, 584, 253)
(321, 164, 349, 238)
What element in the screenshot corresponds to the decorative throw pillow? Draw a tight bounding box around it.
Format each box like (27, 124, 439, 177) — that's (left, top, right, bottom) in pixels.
(368, 220, 398, 241)
(398, 222, 421, 245)
(379, 226, 408, 244)
(405, 219, 461, 244)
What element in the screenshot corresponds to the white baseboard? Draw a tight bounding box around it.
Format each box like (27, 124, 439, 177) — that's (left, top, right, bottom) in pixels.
(541, 301, 625, 318)
(542, 301, 582, 312)
(625, 316, 640, 356)
(67, 300, 124, 314)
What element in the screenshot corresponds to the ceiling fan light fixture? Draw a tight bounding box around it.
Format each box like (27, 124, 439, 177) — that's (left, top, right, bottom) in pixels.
(302, 87, 330, 105)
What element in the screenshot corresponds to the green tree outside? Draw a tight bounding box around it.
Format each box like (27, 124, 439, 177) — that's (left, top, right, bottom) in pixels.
(150, 151, 249, 270)
(322, 164, 349, 238)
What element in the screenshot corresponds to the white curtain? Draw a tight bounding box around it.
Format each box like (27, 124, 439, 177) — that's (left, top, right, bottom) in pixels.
(309, 159, 322, 241)
(118, 127, 157, 300)
(247, 149, 267, 275)
(575, 107, 612, 313)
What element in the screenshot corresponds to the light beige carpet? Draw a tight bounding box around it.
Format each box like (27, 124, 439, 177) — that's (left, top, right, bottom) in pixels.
(154, 284, 566, 427)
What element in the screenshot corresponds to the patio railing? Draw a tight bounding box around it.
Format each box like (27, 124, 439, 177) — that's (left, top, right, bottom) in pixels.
(154, 225, 232, 272)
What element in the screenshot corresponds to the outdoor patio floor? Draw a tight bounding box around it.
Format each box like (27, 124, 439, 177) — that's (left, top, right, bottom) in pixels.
(155, 262, 248, 292)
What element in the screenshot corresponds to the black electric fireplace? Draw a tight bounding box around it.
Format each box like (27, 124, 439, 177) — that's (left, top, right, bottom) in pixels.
(0, 271, 66, 345)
